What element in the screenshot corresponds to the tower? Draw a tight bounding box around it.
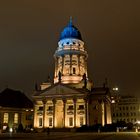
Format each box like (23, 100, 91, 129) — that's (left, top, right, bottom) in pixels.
(54, 18, 88, 84)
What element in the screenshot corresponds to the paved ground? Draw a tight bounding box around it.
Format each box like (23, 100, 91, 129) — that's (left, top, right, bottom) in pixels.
(0, 132, 140, 140)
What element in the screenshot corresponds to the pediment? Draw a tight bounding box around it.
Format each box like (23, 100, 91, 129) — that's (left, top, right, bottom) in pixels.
(39, 83, 85, 97)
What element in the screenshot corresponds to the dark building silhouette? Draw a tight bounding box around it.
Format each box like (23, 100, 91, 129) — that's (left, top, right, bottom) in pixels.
(0, 88, 34, 132)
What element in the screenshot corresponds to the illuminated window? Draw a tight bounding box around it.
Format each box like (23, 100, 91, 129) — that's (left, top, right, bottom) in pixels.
(3, 113, 8, 123)
(39, 118, 43, 127)
(69, 117, 73, 126)
(66, 68, 69, 74)
(80, 116, 84, 126)
(14, 113, 18, 124)
(49, 118, 53, 126)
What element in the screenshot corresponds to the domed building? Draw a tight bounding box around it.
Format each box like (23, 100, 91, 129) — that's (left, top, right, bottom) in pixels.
(33, 19, 112, 130)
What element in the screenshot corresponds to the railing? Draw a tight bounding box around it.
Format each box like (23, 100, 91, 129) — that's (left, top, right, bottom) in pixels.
(46, 110, 53, 115)
(37, 110, 43, 116)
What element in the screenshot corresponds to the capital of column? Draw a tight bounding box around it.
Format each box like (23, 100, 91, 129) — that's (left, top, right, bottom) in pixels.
(52, 98, 57, 104)
(62, 98, 67, 104)
(42, 97, 47, 104)
(84, 97, 89, 103)
(73, 98, 77, 104)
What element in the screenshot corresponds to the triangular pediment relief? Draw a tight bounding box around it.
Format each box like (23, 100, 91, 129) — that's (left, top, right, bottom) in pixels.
(39, 84, 85, 97)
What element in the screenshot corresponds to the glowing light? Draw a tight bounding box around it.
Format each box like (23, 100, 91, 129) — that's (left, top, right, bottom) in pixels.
(113, 87, 118, 91)
(111, 100, 115, 103)
(9, 128, 13, 132)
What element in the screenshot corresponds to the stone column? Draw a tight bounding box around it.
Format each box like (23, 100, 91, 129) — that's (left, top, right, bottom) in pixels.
(104, 101, 107, 124)
(53, 99, 56, 128)
(43, 99, 47, 128)
(101, 100, 105, 126)
(63, 99, 66, 128)
(84, 56, 87, 76)
(78, 55, 80, 75)
(84, 98, 89, 126)
(62, 55, 64, 75)
(70, 55, 72, 75)
(55, 57, 58, 78)
(105, 102, 112, 124)
(34, 104, 38, 128)
(73, 98, 77, 127)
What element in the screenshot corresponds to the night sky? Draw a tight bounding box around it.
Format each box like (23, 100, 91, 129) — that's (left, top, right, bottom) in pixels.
(0, 0, 140, 96)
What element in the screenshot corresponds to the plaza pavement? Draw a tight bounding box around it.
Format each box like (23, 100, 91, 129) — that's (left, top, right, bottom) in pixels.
(0, 132, 140, 140)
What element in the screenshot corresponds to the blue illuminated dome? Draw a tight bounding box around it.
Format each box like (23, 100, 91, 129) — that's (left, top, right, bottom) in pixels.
(60, 19, 82, 41)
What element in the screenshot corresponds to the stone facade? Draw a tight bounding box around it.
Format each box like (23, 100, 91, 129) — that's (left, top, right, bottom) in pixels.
(112, 95, 140, 124)
(33, 19, 112, 129)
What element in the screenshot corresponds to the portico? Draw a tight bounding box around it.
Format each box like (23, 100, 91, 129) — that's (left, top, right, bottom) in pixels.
(33, 89, 87, 128)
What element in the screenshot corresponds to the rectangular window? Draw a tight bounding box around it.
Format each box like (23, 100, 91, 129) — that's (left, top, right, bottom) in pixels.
(3, 113, 8, 123)
(69, 117, 73, 126)
(26, 114, 33, 120)
(48, 106, 53, 111)
(49, 118, 53, 126)
(79, 105, 84, 110)
(14, 113, 18, 124)
(39, 118, 43, 127)
(113, 113, 115, 117)
(80, 116, 84, 126)
(73, 67, 76, 74)
(68, 105, 73, 110)
(39, 107, 43, 110)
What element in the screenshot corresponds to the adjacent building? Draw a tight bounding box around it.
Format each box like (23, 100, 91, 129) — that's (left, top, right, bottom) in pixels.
(112, 95, 140, 124)
(0, 88, 34, 132)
